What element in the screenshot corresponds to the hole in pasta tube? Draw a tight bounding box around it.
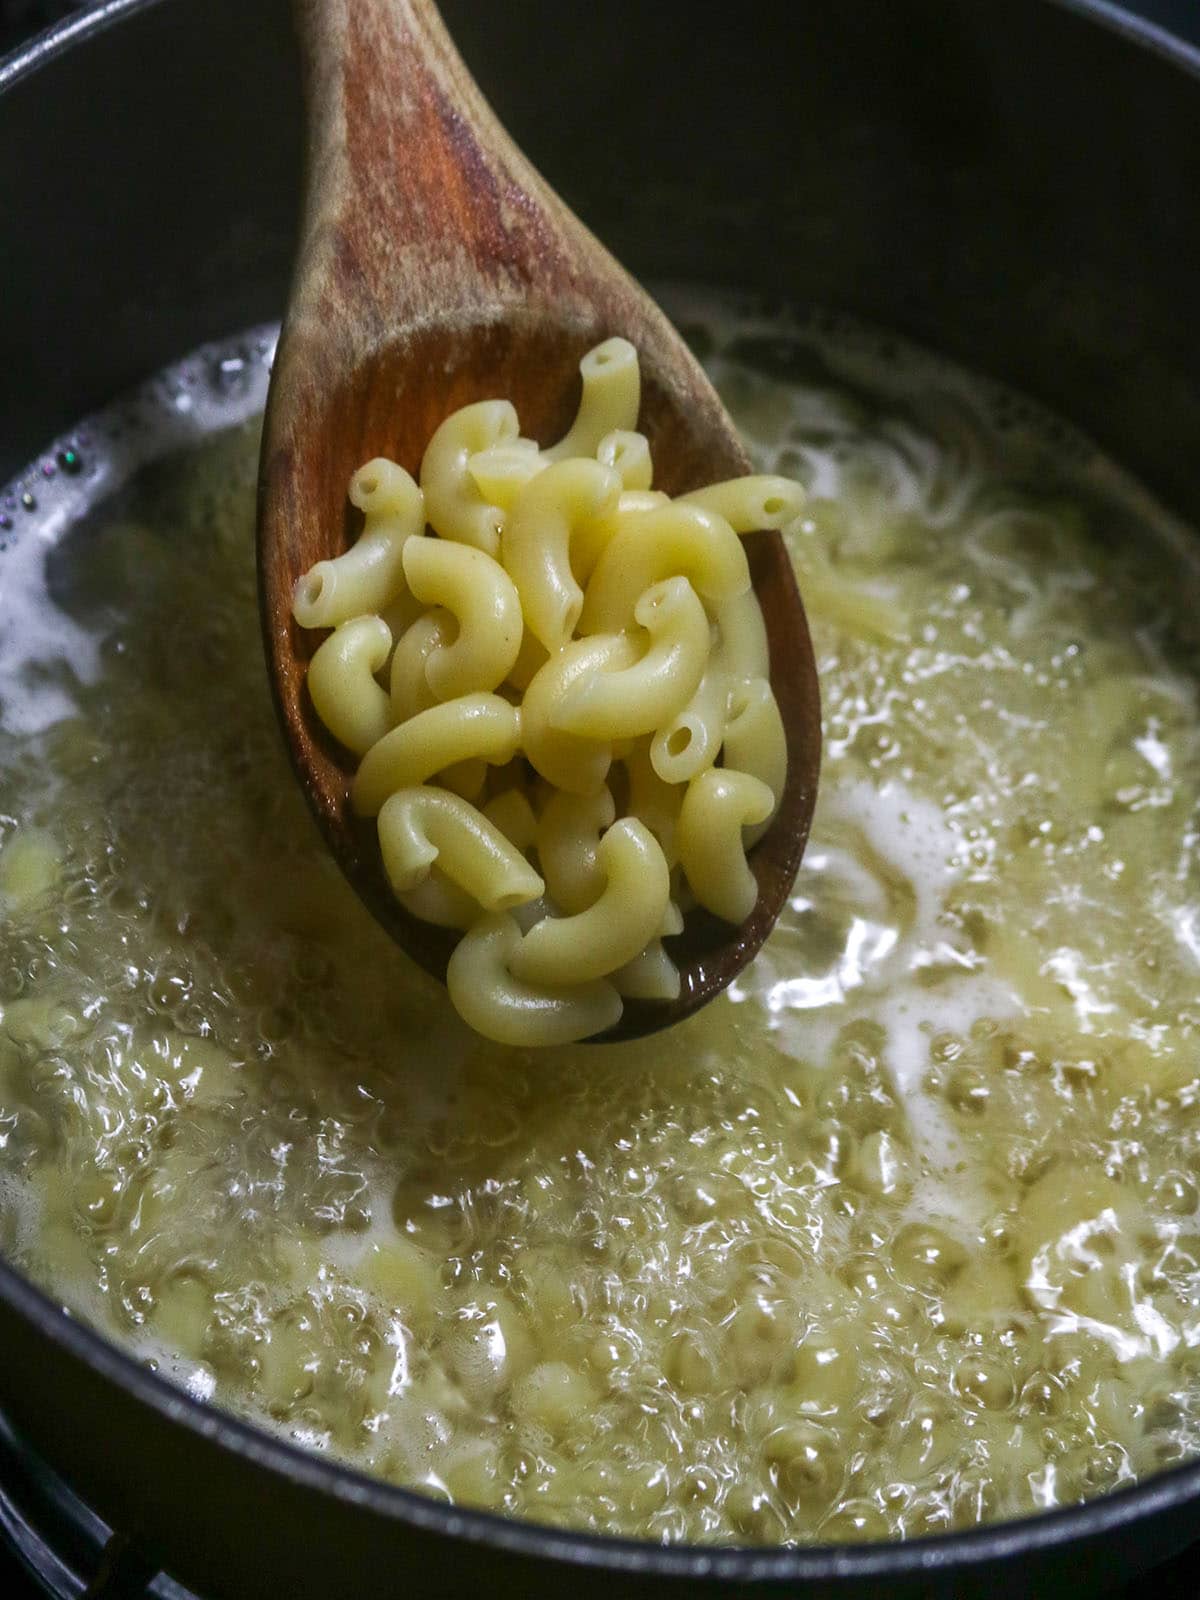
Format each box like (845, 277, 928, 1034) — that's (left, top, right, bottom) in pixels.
(667, 727, 692, 758)
(763, 496, 786, 515)
(300, 571, 324, 607)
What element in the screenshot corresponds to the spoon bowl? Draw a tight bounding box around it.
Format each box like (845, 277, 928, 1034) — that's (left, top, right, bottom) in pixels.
(258, 0, 821, 1039)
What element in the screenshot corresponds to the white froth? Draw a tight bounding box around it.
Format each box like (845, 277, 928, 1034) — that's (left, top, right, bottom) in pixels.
(0, 328, 276, 737)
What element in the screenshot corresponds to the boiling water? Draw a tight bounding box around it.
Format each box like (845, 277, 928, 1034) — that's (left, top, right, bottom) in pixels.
(3, 294, 1200, 1544)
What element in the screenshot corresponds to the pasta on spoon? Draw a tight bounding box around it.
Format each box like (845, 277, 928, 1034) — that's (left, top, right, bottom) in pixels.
(293, 339, 806, 1043)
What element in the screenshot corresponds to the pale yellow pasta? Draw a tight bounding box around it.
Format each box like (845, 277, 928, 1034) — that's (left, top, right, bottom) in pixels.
(352, 694, 521, 816)
(670, 862, 696, 916)
(551, 577, 710, 741)
(679, 474, 806, 532)
(617, 490, 669, 512)
(0, 826, 62, 913)
(389, 609, 456, 723)
(510, 893, 552, 935)
(597, 429, 653, 491)
(377, 787, 543, 911)
(305, 615, 393, 757)
(714, 587, 770, 681)
(612, 939, 681, 1001)
(396, 865, 478, 930)
(610, 895, 685, 999)
(481, 789, 539, 855)
(506, 629, 550, 693)
(536, 786, 616, 913)
(521, 633, 639, 795)
(447, 912, 623, 1046)
(578, 503, 750, 634)
(501, 459, 621, 651)
(570, 489, 670, 589)
(678, 769, 774, 924)
(623, 739, 684, 866)
(295, 338, 797, 1045)
(466, 438, 543, 510)
(292, 458, 423, 628)
(377, 589, 424, 649)
(650, 661, 729, 786)
(544, 337, 640, 461)
(723, 675, 788, 845)
(401, 537, 523, 699)
(420, 399, 520, 557)
(509, 819, 669, 987)
(435, 757, 487, 802)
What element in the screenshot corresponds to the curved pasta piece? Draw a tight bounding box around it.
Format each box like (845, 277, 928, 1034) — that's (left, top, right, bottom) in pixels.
(481, 788, 539, 855)
(439, 758, 487, 801)
(722, 676, 787, 845)
(377, 787, 543, 912)
(597, 429, 652, 492)
(670, 864, 696, 915)
(352, 694, 521, 816)
(397, 865, 479, 930)
(447, 913, 622, 1046)
(522, 633, 639, 795)
(501, 459, 621, 651)
(573, 489, 671, 588)
(293, 458, 424, 628)
(536, 786, 616, 913)
(509, 818, 669, 987)
(612, 939, 681, 1001)
(511, 894, 552, 935)
(466, 438, 543, 511)
(678, 769, 774, 924)
(551, 576, 710, 740)
(623, 740, 684, 866)
(390, 608, 456, 723)
(713, 588, 770, 681)
(578, 503, 750, 635)
(544, 338, 640, 462)
(401, 537, 523, 698)
(650, 662, 729, 786)
(506, 628, 550, 694)
(306, 615, 393, 757)
(377, 589, 424, 649)
(420, 399, 520, 557)
(679, 474, 806, 532)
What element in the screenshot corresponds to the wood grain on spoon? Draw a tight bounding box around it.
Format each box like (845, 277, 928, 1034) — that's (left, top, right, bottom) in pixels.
(257, 0, 821, 1041)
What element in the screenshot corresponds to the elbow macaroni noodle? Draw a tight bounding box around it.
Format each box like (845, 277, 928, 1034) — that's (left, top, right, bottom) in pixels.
(293, 339, 802, 1043)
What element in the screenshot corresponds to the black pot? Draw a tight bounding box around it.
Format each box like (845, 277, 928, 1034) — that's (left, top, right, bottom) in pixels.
(2, 2, 1200, 1595)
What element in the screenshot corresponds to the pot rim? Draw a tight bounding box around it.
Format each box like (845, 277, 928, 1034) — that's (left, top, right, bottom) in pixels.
(2, 0, 1200, 1585)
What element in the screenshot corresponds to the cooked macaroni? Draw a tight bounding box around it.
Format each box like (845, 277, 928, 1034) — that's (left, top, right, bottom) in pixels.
(9, 302, 1200, 1549)
(293, 343, 798, 1043)
(292, 457, 424, 628)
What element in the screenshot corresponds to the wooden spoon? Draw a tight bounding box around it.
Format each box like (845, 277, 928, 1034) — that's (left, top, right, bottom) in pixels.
(257, 0, 821, 1042)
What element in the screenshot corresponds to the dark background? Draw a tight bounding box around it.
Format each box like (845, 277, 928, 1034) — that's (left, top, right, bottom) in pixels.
(2, 0, 1200, 64)
(1, 0, 1200, 1595)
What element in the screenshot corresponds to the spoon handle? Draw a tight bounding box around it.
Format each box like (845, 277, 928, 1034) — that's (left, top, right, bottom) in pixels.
(291, 0, 614, 348)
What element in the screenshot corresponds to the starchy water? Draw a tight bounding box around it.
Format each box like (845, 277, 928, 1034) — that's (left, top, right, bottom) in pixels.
(3, 295, 1200, 1543)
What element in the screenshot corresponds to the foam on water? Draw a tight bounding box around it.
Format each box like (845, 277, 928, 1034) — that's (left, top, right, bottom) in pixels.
(4, 297, 1200, 1541)
(0, 329, 276, 737)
